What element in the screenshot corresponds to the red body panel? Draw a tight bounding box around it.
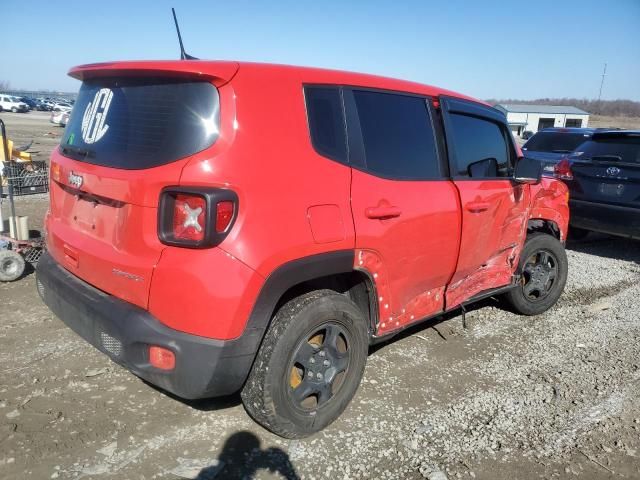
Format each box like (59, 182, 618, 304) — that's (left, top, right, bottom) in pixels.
(445, 180, 531, 308)
(47, 60, 569, 342)
(46, 153, 190, 308)
(350, 172, 460, 333)
(530, 178, 570, 242)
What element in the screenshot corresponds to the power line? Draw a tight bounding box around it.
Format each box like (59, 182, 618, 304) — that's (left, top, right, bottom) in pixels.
(597, 63, 607, 102)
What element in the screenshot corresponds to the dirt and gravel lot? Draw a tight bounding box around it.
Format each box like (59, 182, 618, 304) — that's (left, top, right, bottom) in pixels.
(1, 111, 640, 479)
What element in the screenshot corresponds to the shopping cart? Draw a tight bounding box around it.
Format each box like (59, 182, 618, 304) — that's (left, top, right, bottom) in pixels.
(0, 119, 45, 281)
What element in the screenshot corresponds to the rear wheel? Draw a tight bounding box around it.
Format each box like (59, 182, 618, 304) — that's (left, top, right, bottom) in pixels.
(503, 233, 568, 315)
(241, 290, 368, 438)
(0, 250, 26, 282)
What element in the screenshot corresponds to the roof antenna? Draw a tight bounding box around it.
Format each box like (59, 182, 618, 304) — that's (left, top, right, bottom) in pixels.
(172, 8, 198, 60)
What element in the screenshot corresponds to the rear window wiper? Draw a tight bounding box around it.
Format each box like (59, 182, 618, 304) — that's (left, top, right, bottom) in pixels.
(552, 149, 572, 153)
(61, 145, 96, 159)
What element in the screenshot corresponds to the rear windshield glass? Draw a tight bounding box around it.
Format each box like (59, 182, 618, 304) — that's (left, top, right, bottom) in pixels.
(523, 132, 590, 153)
(576, 136, 640, 164)
(60, 77, 219, 169)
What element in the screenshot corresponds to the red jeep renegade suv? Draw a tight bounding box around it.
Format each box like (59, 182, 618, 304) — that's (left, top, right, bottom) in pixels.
(37, 60, 569, 438)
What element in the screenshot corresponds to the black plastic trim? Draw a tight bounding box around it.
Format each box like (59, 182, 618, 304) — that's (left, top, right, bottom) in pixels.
(158, 186, 238, 249)
(244, 250, 356, 334)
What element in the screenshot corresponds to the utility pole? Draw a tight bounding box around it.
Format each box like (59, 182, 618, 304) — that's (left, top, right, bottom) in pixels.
(597, 63, 607, 102)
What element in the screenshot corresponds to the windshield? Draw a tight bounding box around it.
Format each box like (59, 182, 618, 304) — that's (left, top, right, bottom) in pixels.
(574, 136, 640, 164)
(523, 131, 590, 153)
(60, 77, 219, 169)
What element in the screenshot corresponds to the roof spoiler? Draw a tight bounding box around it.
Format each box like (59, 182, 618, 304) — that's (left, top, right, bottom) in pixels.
(592, 130, 640, 140)
(68, 61, 240, 86)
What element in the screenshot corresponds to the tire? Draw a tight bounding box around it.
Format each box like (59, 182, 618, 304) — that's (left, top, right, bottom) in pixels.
(241, 290, 369, 438)
(568, 226, 590, 240)
(502, 233, 568, 316)
(11, 107, 17, 113)
(0, 250, 26, 282)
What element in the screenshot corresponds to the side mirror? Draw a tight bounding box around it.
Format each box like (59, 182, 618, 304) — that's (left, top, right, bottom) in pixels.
(514, 156, 542, 185)
(468, 157, 498, 178)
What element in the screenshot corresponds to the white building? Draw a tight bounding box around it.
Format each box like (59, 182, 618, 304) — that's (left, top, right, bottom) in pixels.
(495, 104, 590, 137)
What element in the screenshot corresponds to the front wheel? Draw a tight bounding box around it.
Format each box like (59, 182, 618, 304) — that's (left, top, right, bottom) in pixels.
(241, 290, 369, 438)
(11, 107, 18, 113)
(502, 233, 568, 315)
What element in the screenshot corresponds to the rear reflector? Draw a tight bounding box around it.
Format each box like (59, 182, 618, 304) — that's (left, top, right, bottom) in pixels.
(149, 346, 176, 370)
(216, 201, 234, 233)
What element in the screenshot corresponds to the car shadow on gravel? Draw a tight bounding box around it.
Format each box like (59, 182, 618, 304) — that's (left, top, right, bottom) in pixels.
(567, 234, 640, 264)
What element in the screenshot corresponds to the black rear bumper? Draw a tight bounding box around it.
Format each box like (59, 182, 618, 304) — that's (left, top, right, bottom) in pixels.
(570, 199, 640, 239)
(36, 252, 261, 399)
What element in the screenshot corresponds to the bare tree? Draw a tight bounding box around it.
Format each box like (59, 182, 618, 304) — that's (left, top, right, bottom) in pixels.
(0, 80, 9, 91)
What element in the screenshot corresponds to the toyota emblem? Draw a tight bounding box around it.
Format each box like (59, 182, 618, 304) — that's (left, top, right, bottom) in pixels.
(606, 166, 621, 176)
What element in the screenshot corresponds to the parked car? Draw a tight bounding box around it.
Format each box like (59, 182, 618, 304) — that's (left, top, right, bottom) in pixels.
(557, 130, 640, 239)
(35, 99, 54, 111)
(0, 95, 29, 113)
(36, 60, 570, 438)
(19, 97, 37, 110)
(52, 102, 73, 112)
(50, 110, 70, 127)
(522, 127, 595, 175)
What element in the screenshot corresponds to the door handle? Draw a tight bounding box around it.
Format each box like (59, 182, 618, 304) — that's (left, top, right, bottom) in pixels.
(365, 206, 402, 219)
(465, 201, 491, 213)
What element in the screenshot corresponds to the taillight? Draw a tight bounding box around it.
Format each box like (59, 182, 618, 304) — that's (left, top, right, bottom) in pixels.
(158, 187, 238, 248)
(173, 194, 206, 242)
(554, 158, 573, 180)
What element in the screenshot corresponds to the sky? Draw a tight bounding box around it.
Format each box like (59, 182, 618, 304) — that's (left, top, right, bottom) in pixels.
(5, 0, 640, 100)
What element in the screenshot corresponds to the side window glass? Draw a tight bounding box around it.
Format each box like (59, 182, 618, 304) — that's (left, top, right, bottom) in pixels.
(352, 90, 440, 179)
(304, 87, 347, 164)
(448, 113, 510, 178)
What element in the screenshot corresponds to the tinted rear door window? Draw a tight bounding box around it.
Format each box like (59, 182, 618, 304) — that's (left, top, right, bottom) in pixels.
(61, 77, 219, 169)
(352, 90, 440, 179)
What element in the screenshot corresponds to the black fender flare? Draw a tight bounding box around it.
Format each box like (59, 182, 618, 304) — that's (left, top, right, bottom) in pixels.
(244, 249, 356, 341)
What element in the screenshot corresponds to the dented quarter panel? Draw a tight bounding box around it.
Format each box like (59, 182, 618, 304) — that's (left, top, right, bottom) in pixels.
(355, 250, 446, 335)
(529, 178, 570, 242)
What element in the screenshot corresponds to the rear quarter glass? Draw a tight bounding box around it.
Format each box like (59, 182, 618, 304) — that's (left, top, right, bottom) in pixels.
(60, 77, 219, 169)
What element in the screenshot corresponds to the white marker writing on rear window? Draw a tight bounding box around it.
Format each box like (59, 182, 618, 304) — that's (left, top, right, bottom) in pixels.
(81, 88, 113, 144)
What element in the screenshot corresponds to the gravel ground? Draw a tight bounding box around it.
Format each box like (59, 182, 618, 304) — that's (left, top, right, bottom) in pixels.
(1, 111, 639, 479)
